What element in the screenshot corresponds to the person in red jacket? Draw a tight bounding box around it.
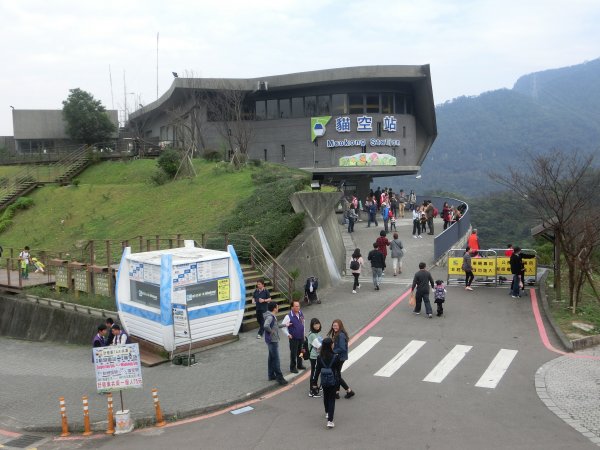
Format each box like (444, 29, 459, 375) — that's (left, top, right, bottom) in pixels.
(375, 230, 390, 268)
(467, 229, 480, 254)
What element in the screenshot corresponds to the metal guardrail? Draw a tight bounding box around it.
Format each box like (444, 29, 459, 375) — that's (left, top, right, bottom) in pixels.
(415, 195, 471, 261)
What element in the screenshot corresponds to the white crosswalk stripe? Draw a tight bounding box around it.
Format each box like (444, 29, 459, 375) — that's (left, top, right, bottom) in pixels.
(342, 336, 382, 373)
(374, 340, 427, 378)
(345, 337, 517, 389)
(423, 345, 473, 383)
(475, 349, 519, 389)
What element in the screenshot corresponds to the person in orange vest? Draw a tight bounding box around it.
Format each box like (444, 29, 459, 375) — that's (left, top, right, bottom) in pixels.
(467, 229, 480, 254)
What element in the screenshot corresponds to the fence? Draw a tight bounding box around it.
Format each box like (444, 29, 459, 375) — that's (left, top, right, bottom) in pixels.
(1, 233, 293, 302)
(415, 195, 471, 261)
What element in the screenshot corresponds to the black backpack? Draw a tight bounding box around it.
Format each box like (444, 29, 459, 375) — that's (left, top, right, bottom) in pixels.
(350, 258, 360, 271)
(320, 355, 338, 387)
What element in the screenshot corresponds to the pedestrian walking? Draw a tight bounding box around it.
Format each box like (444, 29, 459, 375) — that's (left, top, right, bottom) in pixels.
(462, 247, 475, 291)
(253, 280, 271, 339)
(509, 247, 524, 298)
(425, 200, 435, 235)
(411, 262, 435, 318)
(311, 337, 338, 428)
(389, 233, 404, 276)
(408, 190, 417, 211)
(263, 302, 288, 385)
(381, 202, 390, 233)
(398, 190, 407, 217)
(375, 230, 390, 268)
(367, 243, 385, 290)
(412, 207, 422, 238)
(434, 280, 447, 316)
(347, 207, 358, 233)
(349, 248, 363, 294)
(281, 300, 306, 373)
(307, 318, 323, 398)
(327, 319, 355, 401)
(467, 229, 480, 254)
(367, 200, 378, 227)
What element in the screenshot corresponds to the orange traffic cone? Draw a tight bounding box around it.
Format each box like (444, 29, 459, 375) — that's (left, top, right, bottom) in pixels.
(152, 388, 166, 427)
(59, 397, 70, 437)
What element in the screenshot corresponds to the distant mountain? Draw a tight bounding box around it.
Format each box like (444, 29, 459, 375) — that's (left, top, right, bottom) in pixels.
(379, 58, 600, 196)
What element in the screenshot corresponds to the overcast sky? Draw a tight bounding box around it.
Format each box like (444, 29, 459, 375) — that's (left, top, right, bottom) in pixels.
(1, 0, 599, 135)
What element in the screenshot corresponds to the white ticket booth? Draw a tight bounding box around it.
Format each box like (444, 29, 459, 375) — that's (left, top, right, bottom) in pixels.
(115, 240, 245, 352)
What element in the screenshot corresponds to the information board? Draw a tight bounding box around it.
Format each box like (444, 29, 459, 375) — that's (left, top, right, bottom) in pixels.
(93, 344, 143, 393)
(172, 303, 190, 338)
(173, 263, 198, 287)
(55, 266, 69, 288)
(197, 258, 229, 281)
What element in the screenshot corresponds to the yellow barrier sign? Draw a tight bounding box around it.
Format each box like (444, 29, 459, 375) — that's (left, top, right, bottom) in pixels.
(496, 256, 537, 276)
(449, 255, 537, 278)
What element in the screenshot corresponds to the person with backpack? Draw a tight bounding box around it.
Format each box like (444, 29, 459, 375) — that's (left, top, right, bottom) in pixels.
(281, 300, 306, 373)
(311, 337, 339, 428)
(327, 319, 355, 401)
(349, 248, 363, 294)
(307, 318, 323, 398)
(304, 276, 319, 304)
(434, 280, 447, 316)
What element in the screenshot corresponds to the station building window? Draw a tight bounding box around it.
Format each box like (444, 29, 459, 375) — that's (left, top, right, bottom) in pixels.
(349, 94, 364, 114)
(366, 94, 379, 113)
(291, 97, 304, 117)
(317, 95, 331, 115)
(331, 94, 347, 115)
(305, 96, 317, 116)
(381, 93, 394, 114)
(279, 98, 291, 118)
(395, 94, 405, 114)
(266, 99, 278, 119)
(255, 100, 266, 120)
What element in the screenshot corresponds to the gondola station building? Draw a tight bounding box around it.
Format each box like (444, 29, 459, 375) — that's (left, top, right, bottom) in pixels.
(128, 65, 437, 195)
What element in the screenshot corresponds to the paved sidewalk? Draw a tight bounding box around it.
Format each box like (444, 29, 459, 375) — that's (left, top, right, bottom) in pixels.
(536, 346, 600, 447)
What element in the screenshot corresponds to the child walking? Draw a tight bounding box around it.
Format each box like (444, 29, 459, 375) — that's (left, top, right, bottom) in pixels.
(307, 318, 323, 398)
(434, 280, 447, 316)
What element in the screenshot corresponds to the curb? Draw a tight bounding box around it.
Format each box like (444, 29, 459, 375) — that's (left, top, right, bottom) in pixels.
(538, 269, 600, 352)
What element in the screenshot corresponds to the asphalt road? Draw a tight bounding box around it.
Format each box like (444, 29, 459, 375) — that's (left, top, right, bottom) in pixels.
(34, 285, 595, 450)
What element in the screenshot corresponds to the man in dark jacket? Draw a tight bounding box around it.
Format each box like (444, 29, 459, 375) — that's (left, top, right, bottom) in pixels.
(411, 262, 435, 318)
(368, 242, 386, 290)
(509, 247, 523, 298)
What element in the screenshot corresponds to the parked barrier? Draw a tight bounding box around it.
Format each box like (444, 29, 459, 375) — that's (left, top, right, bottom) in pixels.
(152, 388, 166, 427)
(106, 392, 115, 435)
(82, 396, 92, 436)
(59, 397, 70, 437)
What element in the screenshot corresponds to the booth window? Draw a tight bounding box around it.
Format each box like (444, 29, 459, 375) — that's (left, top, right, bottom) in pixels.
(305, 96, 317, 116)
(366, 94, 379, 113)
(331, 94, 347, 115)
(266, 99, 278, 120)
(279, 99, 291, 118)
(255, 101, 266, 120)
(349, 94, 364, 114)
(291, 97, 304, 117)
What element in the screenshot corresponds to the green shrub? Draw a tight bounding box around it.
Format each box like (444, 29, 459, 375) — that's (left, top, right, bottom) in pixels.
(157, 148, 181, 178)
(149, 169, 170, 186)
(0, 197, 34, 233)
(217, 165, 309, 256)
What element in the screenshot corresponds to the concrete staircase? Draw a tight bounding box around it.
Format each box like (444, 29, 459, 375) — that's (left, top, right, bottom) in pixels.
(240, 264, 290, 332)
(0, 176, 38, 210)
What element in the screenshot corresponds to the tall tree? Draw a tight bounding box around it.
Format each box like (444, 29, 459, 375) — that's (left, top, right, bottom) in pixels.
(62, 88, 116, 144)
(491, 150, 600, 311)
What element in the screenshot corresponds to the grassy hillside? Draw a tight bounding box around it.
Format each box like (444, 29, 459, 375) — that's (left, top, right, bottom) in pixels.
(0, 159, 260, 253)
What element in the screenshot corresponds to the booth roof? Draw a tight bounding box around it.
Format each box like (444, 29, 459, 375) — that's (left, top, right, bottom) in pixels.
(128, 246, 229, 265)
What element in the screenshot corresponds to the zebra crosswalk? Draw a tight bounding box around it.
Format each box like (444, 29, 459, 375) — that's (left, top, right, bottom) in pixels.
(343, 337, 518, 389)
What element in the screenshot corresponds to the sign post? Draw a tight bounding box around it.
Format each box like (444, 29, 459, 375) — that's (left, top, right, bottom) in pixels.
(93, 343, 143, 434)
(171, 291, 193, 365)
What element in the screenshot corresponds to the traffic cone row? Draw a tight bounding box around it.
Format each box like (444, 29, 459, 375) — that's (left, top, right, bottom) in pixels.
(58, 388, 167, 436)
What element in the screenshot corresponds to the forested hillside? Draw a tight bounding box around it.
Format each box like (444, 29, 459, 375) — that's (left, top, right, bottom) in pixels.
(380, 58, 600, 196)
